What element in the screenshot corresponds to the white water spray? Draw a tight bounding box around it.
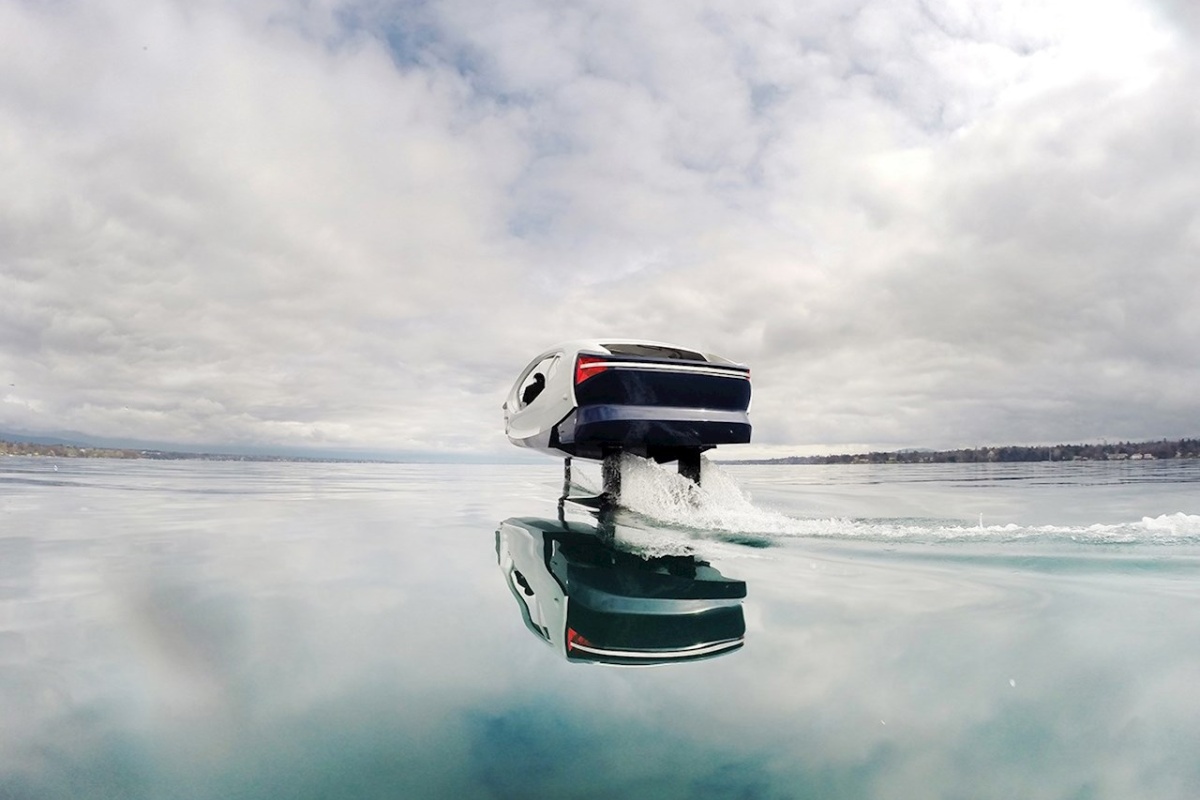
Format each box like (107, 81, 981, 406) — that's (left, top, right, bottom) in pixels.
(570, 456, 1200, 545)
(611, 454, 798, 534)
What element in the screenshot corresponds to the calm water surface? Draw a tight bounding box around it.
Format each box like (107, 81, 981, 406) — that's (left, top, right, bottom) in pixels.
(2, 457, 1199, 799)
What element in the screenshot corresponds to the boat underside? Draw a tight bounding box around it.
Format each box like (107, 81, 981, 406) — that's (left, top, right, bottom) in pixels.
(552, 404, 751, 462)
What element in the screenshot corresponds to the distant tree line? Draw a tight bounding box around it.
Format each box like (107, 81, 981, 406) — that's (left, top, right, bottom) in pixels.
(1, 441, 143, 459)
(743, 438, 1200, 465)
(7, 436, 1199, 466)
(0, 440, 356, 463)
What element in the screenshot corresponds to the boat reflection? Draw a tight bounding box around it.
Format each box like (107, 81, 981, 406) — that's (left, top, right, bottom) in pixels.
(495, 514, 746, 666)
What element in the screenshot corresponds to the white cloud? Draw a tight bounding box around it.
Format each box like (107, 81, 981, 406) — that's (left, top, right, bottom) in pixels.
(1, 0, 1197, 456)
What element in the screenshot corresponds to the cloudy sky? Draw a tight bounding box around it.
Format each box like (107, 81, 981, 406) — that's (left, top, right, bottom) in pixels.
(2, 0, 1198, 459)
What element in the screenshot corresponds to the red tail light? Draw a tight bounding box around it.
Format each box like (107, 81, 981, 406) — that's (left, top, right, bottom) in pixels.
(574, 355, 610, 385)
(566, 627, 593, 651)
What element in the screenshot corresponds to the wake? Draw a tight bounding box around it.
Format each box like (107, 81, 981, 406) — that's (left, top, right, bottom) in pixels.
(573, 455, 1200, 546)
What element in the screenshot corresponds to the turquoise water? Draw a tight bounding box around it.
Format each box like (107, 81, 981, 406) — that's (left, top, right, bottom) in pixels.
(2, 457, 1199, 799)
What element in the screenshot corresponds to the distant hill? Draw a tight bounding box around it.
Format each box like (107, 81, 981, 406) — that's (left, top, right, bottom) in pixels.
(0, 432, 521, 464)
(0, 438, 361, 463)
(0, 431, 91, 448)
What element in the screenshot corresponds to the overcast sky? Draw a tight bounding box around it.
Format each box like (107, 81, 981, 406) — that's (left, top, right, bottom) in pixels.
(2, 0, 1198, 459)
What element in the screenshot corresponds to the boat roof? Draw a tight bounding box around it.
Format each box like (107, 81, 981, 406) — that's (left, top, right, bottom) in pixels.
(540, 339, 740, 366)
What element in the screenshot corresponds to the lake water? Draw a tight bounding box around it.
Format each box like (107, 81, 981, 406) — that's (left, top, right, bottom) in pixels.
(2, 456, 1200, 799)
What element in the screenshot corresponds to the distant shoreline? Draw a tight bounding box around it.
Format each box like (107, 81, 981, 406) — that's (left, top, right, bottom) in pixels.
(730, 438, 1200, 465)
(5, 436, 1199, 465)
(0, 440, 370, 464)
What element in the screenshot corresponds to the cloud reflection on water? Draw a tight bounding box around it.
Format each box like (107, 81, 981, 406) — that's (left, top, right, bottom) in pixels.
(2, 460, 1200, 798)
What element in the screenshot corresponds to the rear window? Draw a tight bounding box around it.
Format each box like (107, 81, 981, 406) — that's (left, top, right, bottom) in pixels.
(601, 343, 707, 362)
